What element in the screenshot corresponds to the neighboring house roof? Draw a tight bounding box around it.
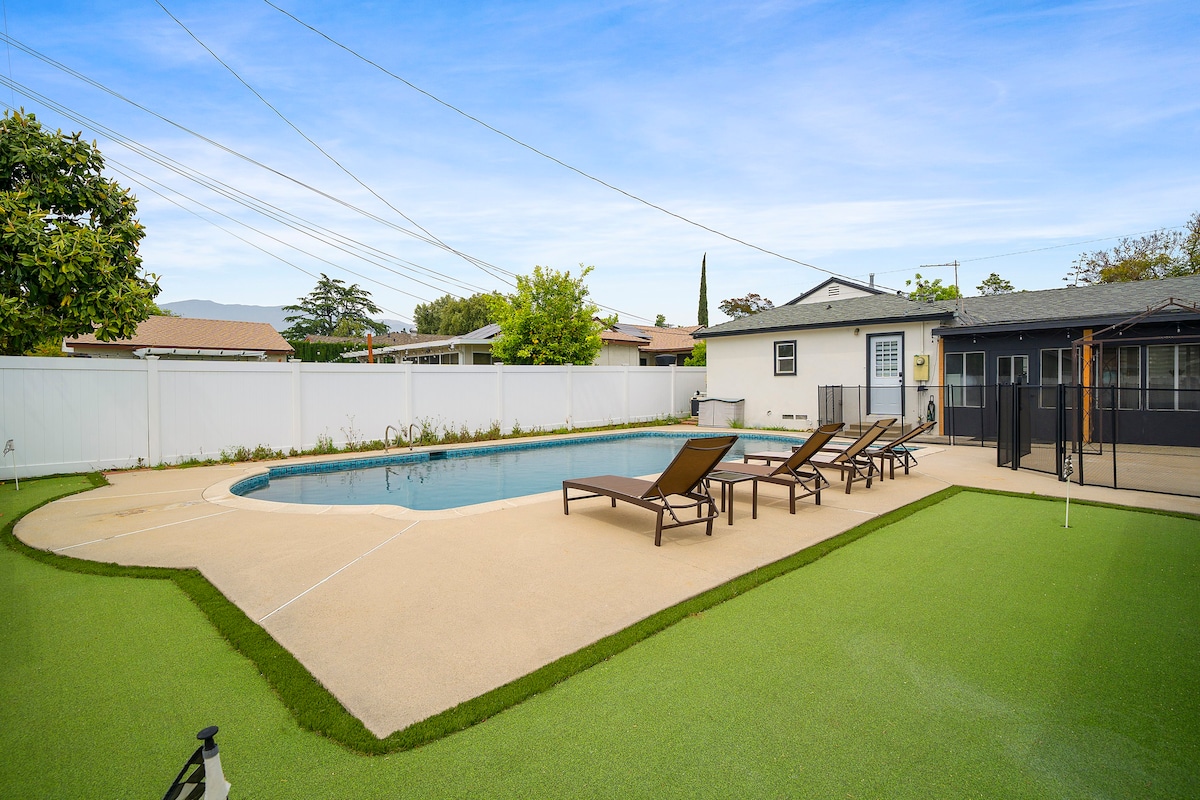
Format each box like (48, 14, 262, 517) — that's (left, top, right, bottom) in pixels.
(938, 274, 1200, 334)
(304, 332, 444, 346)
(463, 323, 502, 339)
(784, 277, 885, 305)
(66, 316, 294, 354)
(697, 294, 956, 338)
(624, 324, 703, 353)
(342, 325, 501, 358)
(600, 328, 650, 345)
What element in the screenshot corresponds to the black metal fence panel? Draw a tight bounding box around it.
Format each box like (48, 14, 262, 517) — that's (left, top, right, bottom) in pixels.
(991, 383, 1199, 498)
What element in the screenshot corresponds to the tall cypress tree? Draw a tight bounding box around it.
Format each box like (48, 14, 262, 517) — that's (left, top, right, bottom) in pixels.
(698, 253, 709, 326)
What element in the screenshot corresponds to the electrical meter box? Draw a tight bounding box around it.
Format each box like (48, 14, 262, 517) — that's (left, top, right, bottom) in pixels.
(912, 354, 931, 382)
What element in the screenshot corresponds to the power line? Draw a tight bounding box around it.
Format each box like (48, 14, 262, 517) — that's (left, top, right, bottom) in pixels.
(154, 0, 514, 289)
(0, 33, 516, 283)
(0, 75, 494, 301)
(858, 223, 1194, 280)
(260, 0, 898, 293)
(0, 33, 657, 322)
(106, 158, 425, 319)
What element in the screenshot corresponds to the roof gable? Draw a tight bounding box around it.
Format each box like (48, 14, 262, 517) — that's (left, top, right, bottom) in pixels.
(785, 277, 884, 305)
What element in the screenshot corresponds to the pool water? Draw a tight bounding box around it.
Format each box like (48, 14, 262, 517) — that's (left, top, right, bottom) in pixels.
(235, 433, 803, 511)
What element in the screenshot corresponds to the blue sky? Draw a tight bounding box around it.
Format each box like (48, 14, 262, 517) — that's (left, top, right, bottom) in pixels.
(5, 0, 1198, 326)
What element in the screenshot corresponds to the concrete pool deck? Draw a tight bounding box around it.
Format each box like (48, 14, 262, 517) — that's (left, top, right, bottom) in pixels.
(16, 427, 1200, 737)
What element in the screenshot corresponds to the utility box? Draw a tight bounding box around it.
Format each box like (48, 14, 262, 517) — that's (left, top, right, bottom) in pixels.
(912, 354, 931, 382)
(698, 397, 745, 428)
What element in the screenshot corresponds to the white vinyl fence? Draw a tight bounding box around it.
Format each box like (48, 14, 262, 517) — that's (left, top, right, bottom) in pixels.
(0, 357, 707, 478)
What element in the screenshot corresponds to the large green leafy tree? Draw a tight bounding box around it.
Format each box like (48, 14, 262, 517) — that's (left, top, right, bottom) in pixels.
(282, 273, 389, 338)
(0, 111, 160, 356)
(413, 292, 498, 335)
(1075, 213, 1200, 283)
(488, 265, 603, 365)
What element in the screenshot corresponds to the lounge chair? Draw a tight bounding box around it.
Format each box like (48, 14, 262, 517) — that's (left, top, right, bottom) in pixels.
(811, 418, 896, 493)
(866, 420, 935, 479)
(711, 423, 845, 516)
(562, 435, 738, 546)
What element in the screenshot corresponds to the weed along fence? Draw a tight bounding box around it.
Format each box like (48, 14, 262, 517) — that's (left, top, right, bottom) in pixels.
(0, 357, 706, 478)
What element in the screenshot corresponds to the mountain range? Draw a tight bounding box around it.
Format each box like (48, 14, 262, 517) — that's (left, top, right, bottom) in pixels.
(160, 300, 410, 334)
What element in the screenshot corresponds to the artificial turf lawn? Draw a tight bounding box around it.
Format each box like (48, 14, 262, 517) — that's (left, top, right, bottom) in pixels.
(2, 479, 1198, 798)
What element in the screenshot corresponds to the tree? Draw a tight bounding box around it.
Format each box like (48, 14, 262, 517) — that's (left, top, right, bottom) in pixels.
(906, 273, 960, 302)
(976, 273, 1015, 295)
(697, 253, 709, 326)
(413, 292, 498, 335)
(0, 110, 160, 356)
(718, 293, 774, 319)
(1075, 213, 1200, 283)
(683, 339, 706, 366)
(282, 274, 389, 338)
(488, 265, 604, 365)
(654, 314, 668, 327)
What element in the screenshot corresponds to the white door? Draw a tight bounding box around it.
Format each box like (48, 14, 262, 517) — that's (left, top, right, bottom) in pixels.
(869, 334, 903, 416)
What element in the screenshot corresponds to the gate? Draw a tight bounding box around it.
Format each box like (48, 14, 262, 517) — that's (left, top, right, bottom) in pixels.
(998, 383, 1200, 498)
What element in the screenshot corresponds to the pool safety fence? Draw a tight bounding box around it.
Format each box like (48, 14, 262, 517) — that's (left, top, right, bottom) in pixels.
(998, 383, 1200, 499)
(819, 382, 1200, 499)
(817, 384, 992, 445)
(0, 357, 706, 478)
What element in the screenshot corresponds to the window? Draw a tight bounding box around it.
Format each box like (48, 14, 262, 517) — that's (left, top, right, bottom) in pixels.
(1040, 348, 1076, 408)
(1098, 346, 1140, 410)
(997, 355, 1029, 384)
(774, 340, 796, 376)
(945, 351, 984, 407)
(1148, 344, 1200, 411)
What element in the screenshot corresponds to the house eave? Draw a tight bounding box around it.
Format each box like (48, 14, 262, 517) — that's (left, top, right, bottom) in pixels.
(697, 311, 955, 339)
(935, 310, 1200, 337)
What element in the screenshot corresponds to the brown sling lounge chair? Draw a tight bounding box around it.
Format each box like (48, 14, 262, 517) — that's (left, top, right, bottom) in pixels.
(712, 423, 845, 516)
(811, 418, 896, 493)
(562, 435, 738, 546)
(866, 419, 935, 479)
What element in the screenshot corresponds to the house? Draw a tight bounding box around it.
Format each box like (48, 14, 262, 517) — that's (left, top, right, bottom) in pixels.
(64, 317, 294, 361)
(934, 274, 1200, 446)
(342, 322, 703, 366)
(611, 323, 704, 366)
(697, 274, 1200, 441)
(342, 325, 502, 364)
(697, 287, 955, 429)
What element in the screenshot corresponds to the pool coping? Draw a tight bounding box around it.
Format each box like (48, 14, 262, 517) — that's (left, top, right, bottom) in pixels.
(206, 428, 814, 519)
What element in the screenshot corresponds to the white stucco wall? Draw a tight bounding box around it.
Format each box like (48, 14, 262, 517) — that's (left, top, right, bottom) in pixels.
(705, 320, 943, 428)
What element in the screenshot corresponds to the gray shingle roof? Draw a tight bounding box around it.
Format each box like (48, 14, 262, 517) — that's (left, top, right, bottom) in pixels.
(697, 275, 1200, 339)
(944, 274, 1200, 332)
(697, 293, 957, 338)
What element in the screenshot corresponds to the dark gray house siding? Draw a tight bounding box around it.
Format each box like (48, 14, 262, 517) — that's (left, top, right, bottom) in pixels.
(936, 277, 1200, 448)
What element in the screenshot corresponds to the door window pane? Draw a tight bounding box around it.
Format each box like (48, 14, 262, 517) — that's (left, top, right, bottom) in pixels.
(1148, 345, 1175, 409)
(1180, 345, 1199, 411)
(945, 351, 983, 407)
(875, 339, 898, 377)
(1099, 346, 1141, 410)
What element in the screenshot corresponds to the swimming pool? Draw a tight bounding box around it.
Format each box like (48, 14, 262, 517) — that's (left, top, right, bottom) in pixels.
(232, 432, 805, 511)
